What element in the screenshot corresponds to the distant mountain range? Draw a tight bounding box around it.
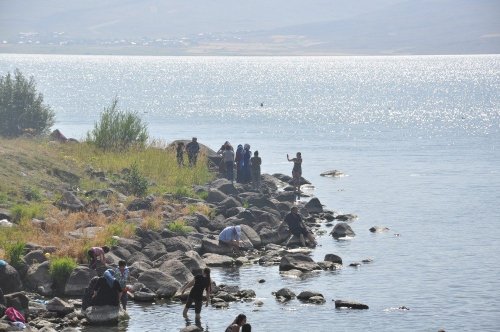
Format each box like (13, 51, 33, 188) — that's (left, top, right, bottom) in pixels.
(0, 0, 499, 55)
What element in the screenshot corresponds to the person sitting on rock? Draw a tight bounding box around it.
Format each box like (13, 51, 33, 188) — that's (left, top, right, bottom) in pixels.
(87, 246, 110, 270)
(91, 269, 122, 307)
(284, 206, 317, 247)
(218, 225, 242, 251)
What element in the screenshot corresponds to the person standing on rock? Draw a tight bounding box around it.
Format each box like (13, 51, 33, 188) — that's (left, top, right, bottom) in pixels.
(242, 144, 252, 183)
(218, 225, 242, 251)
(284, 206, 317, 247)
(87, 246, 109, 270)
(287, 152, 302, 200)
(222, 144, 236, 183)
(235, 144, 244, 183)
(180, 267, 212, 321)
(250, 150, 262, 190)
(186, 137, 200, 167)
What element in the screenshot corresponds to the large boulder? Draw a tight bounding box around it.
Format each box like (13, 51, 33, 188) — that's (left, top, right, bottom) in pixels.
(210, 179, 239, 196)
(23, 250, 47, 266)
(26, 261, 53, 296)
(0, 263, 22, 293)
(297, 291, 325, 304)
(4, 292, 29, 314)
(240, 224, 261, 248)
(158, 260, 193, 285)
(218, 197, 242, 210)
(201, 237, 233, 255)
(330, 223, 356, 238)
(64, 266, 98, 296)
(324, 254, 343, 265)
(142, 240, 167, 260)
(162, 236, 194, 253)
(137, 269, 182, 298)
(275, 288, 296, 300)
(279, 254, 322, 272)
(305, 198, 323, 214)
(57, 190, 84, 212)
(259, 224, 291, 245)
(206, 189, 228, 204)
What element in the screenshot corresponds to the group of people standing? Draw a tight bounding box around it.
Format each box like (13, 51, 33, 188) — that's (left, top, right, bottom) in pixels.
(218, 141, 261, 189)
(176, 137, 201, 167)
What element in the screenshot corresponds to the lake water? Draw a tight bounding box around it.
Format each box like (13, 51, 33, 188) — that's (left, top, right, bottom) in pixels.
(1, 54, 499, 331)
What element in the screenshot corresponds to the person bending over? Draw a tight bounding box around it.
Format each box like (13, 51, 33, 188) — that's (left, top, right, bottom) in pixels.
(284, 206, 317, 247)
(218, 225, 242, 251)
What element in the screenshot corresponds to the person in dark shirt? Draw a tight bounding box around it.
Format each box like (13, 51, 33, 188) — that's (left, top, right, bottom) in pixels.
(181, 268, 212, 320)
(284, 206, 317, 247)
(91, 269, 122, 307)
(186, 137, 200, 167)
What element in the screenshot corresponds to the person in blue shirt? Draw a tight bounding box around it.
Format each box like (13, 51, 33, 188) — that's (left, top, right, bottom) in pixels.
(114, 260, 130, 310)
(218, 225, 242, 251)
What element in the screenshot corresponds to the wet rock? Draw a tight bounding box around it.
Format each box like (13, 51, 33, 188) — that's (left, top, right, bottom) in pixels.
(297, 291, 325, 303)
(324, 253, 343, 265)
(318, 261, 341, 270)
(330, 223, 356, 238)
(335, 214, 357, 221)
(275, 288, 296, 300)
(349, 262, 361, 267)
(362, 258, 373, 264)
(5, 292, 29, 313)
(320, 170, 344, 177)
(181, 326, 203, 332)
(133, 290, 156, 302)
(84, 305, 125, 324)
(369, 226, 390, 233)
(334, 299, 369, 309)
(202, 253, 235, 267)
(305, 197, 323, 214)
(280, 269, 304, 278)
(279, 254, 321, 272)
(46, 297, 74, 315)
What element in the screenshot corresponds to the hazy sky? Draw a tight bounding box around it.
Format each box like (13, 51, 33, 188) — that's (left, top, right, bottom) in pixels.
(1, 0, 499, 55)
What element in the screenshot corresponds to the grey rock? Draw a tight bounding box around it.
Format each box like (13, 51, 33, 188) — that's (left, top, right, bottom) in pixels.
(334, 299, 369, 309)
(84, 305, 125, 324)
(24, 250, 47, 266)
(57, 190, 84, 212)
(46, 297, 75, 315)
(279, 254, 322, 272)
(137, 269, 181, 298)
(369, 226, 390, 233)
(127, 197, 153, 211)
(65, 266, 97, 296)
(275, 288, 296, 300)
(305, 197, 323, 214)
(218, 196, 242, 210)
(330, 222, 356, 238)
(26, 261, 52, 295)
(206, 189, 228, 204)
(202, 253, 235, 267)
(324, 254, 343, 265)
(320, 170, 344, 177)
(158, 259, 193, 285)
(297, 291, 324, 301)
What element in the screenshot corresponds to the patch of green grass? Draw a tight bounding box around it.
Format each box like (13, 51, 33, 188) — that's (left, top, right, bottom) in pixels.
(0, 192, 9, 204)
(196, 190, 208, 200)
(22, 186, 42, 201)
(10, 202, 45, 223)
(166, 219, 194, 235)
(4, 241, 25, 268)
(50, 256, 77, 288)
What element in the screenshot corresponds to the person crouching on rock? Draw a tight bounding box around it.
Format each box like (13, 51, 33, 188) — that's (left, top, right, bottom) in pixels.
(218, 225, 242, 251)
(91, 269, 122, 307)
(180, 267, 212, 320)
(284, 206, 317, 247)
(87, 246, 109, 270)
(114, 260, 130, 310)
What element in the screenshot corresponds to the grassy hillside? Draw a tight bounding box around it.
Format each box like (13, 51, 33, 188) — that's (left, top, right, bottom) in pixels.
(0, 138, 213, 262)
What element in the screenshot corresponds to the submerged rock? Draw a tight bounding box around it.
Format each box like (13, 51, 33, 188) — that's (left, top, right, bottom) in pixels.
(334, 299, 369, 309)
(330, 223, 355, 238)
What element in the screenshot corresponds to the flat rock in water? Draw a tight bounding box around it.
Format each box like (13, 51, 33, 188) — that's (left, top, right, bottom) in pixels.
(335, 299, 369, 310)
(320, 170, 345, 177)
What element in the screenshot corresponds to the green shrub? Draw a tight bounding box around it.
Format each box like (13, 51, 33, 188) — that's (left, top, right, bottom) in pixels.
(196, 190, 209, 200)
(50, 256, 77, 288)
(11, 203, 44, 223)
(87, 98, 148, 151)
(5, 241, 25, 268)
(126, 162, 148, 197)
(173, 186, 195, 199)
(0, 69, 55, 137)
(22, 186, 42, 201)
(167, 219, 194, 235)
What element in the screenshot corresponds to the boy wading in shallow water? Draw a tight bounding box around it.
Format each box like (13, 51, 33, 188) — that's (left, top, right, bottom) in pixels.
(181, 268, 212, 321)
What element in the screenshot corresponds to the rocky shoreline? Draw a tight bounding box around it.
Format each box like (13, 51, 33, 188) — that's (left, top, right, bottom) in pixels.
(0, 143, 367, 332)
